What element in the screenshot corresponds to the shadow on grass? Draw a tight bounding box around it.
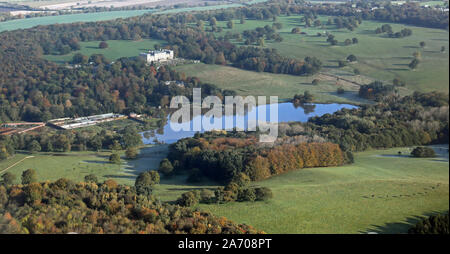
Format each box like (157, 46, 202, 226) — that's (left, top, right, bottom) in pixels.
(320, 91, 371, 105)
(283, 17, 305, 26)
(103, 174, 136, 180)
(361, 211, 448, 234)
(391, 56, 412, 60)
(323, 65, 339, 69)
(357, 29, 375, 35)
(424, 50, 441, 53)
(166, 187, 216, 192)
(121, 145, 170, 176)
(385, 68, 409, 71)
(403, 45, 420, 49)
(431, 38, 449, 42)
(392, 63, 409, 66)
(83, 160, 109, 164)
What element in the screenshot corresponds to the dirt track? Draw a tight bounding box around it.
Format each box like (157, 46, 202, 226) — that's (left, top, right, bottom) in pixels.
(0, 156, 34, 175)
(316, 71, 374, 89)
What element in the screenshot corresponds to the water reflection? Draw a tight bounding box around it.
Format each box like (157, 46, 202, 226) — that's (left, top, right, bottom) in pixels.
(141, 102, 357, 144)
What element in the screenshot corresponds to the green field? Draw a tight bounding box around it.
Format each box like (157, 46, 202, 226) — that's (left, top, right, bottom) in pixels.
(0, 144, 218, 202)
(0, 10, 156, 32)
(206, 14, 449, 93)
(0, 1, 268, 32)
(1, 142, 448, 234)
(44, 39, 165, 64)
(175, 63, 372, 104)
(197, 145, 449, 234)
(36, 13, 450, 101)
(0, 145, 169, 185)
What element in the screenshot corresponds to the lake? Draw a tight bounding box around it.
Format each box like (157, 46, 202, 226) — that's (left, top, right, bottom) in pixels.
(141, 102, 358, 144)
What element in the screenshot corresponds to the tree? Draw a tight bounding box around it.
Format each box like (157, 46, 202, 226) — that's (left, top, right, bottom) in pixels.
(177, 191, 200, 207)
(338, 60, 348, 67)
(393, 78, 406, 87)
(419, 41, 426, 48)
(99, 41, 109, 49)
(272, 22, 283, 30)
(231, 172, 250, 187)
(23, 182, 42, 205)
(52, 134, 71, 152)
(312, 79, 320, 86)
(337, 87, 345, 94)
(291, 27, 301, 34)
(352, 38, 358, 44)
(411, 147, 436, 158)
(158, 158, 174, 176)
(209, 17, 217, 27)
(84, 174, 98, 183)
(408, 213, 449, 234)
(72, 53, 87, 64)
(237, 188, 256, 202)
(215, 52, 226, 65)
(103, 179, 118, 189)
(135, 170, 160, 195)
(347, 54, 357, 62)
(254, 187, 273, 201)
(27, 140, 41, 154)
(200, 189, 215, 204)
(90, 135, 102, 151)
(344, 39, 352, 46)
(109, 153, 121, 164)
(354, 68, 360, 75)
(409, 58, 420, 70)
(125, 147, 138, 159)
(196, 20, 204, 31)
(0, 146, 9, 161)
(303, 91, 314, 102)
(22, 169, 37, 185)
(110, 140, 122, 151)
(441, 46, 446, 53)
(1, 172, 15, 186)
(121, 126, 143, 148)
(257, 37, 265, 47)
(381, 24, 392, 33)
(227, 20, 234, 29)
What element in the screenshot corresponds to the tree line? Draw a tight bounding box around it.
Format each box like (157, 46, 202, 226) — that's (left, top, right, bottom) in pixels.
(0, 175, 261, 233)
(306, 91, 449, 152)
(164, 134, 348, 184)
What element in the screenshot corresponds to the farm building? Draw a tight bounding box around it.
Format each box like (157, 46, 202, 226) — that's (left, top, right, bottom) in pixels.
(48, 113, 127, 130)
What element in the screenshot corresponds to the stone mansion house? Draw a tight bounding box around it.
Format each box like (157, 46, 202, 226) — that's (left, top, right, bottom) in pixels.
(139, 49, 174, 63)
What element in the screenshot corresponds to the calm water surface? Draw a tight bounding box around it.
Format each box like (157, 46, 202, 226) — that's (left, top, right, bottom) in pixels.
(141, 102, 358, 144)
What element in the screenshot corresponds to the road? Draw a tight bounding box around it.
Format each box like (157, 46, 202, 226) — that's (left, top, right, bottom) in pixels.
(0, 156, 34, 175)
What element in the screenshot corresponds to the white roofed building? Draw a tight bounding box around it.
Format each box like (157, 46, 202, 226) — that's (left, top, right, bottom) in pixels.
(140, 49, 174, 63)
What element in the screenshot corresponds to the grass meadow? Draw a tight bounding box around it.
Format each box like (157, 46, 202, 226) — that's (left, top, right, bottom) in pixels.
(205, 14, 449, 94)
(40, 14, 448, 102)
(44, 39, 165, 64)
(0, 142, 168, 186)
(2, 144, 447, 234)
(0, 1, 259, 32)
(197, 145, 449, 234)
(0, 9, 155, 32)
(175, 63, 372, 104)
